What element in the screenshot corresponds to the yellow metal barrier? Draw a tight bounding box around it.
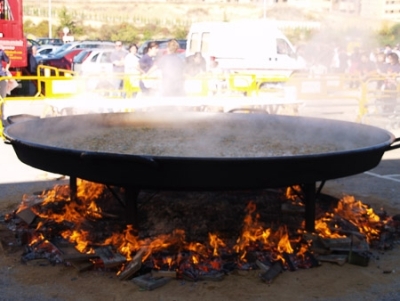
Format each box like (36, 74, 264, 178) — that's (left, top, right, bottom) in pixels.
(358, 75, 400, 122)
(3, 70, 373, 140)
(123, 74, 141, 98)
(37, 65, 80, 99)
(288, 73, 360, 99)
(228, 74, 257, 96)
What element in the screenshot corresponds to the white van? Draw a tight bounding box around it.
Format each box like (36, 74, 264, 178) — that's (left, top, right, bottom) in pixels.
(186, 20, 306, 78)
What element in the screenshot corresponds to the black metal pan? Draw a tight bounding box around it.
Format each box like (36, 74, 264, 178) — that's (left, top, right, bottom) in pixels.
(4, 112, 400, 190)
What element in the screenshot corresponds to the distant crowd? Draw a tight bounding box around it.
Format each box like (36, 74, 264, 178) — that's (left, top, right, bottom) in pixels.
(307, 44, 400, 86)
(109, 39, 206, 97)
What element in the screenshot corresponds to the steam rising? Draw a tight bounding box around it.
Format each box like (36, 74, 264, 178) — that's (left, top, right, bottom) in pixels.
(5, 112, 392, 158)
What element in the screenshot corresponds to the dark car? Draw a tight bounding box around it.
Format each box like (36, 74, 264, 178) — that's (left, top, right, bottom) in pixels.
(27, 38, 40, 47)
(38, 48, 88, 72)
(47, 41, 115, 58)
(36, 38, 64, 46)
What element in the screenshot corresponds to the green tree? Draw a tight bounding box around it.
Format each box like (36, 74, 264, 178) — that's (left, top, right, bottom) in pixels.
(56, 6, 83, 37)
(24, 20, 55, 38)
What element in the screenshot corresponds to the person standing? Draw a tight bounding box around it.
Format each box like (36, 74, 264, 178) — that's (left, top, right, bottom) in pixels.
(124, 43, 142, 97)
(138, 42, 159, 94)
(110, 41, 128, 90)
(0, 44, 10, 123)
(0, 44, 11, 99)
(26, 45, 38, 96)
(185, 52, 206, 76)
(379, 52, 400, 113)
(147, 39, 186, 97)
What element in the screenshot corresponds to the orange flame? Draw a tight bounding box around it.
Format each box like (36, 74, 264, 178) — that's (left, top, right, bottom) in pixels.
(209, 233, 226, 257)
(61, 229, 94, 253)
(20, 179, 388, 274)
(334, 195, 381, 243)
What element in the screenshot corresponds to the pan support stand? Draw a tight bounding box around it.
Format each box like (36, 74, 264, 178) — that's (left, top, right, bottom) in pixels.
(302, 182, 316, 233)
(69, 176, 77, 202)
(123, 186, 140, 232)
(67, 178, 320, 233)
(68, 177, 140, 231)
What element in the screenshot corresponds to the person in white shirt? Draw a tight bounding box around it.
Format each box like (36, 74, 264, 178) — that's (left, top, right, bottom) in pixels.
(124, 43, 142, 97)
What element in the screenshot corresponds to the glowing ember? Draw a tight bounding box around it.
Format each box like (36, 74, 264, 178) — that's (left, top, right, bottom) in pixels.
(4, 179, 397, 282)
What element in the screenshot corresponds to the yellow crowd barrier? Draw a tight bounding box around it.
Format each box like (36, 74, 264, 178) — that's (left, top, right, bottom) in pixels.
(3, 68, 396, 140)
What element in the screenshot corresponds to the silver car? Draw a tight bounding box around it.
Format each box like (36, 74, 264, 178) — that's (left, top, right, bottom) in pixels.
(78, 48, 114, 75)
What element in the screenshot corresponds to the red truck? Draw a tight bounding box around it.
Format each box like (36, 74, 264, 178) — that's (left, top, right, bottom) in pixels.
(0, 0, 28, 75)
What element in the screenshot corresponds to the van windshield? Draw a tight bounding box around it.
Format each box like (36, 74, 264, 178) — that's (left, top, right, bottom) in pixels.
(277, 38, 296, 57)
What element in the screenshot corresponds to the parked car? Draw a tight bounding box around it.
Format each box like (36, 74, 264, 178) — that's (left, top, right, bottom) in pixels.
(47, 41, 115, 58)
(76, 48, 133, 91)
(38, 48, 88, 72)
(27, 38, 40, 47)
(36, 45, 60, 57)
(78, 48, 115, 75)
(71, 49, 94, 74)
(36, 38, 64, 46)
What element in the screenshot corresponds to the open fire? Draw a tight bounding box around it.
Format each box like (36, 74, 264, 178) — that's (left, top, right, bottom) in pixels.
(1, 179, 400, 289)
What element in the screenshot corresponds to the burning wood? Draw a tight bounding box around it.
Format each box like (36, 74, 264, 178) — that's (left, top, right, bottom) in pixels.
(21, 238, 63, 264)
(1, 179, 400, 288)
(117, 248, 145, 280)
(318, 237, 352, 250)
(15, 194, 44, 225)
(95, 246, 126, 268)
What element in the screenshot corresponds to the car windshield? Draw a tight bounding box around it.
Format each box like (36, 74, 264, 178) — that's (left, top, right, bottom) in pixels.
(73, 50, 91, 63)
(51, 43, 74, 55)
(43, 48, 77, 60)
(37, 39, 52, 45)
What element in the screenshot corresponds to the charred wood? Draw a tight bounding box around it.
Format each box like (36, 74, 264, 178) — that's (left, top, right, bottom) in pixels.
(281, 202, 305, 214)
(15, 194, 44, 225)
(316, 254, 348, 266)
(94, 246, 126, 268)
(132, 273, 172, 290)
(200, 271, 225, 281)
(300, 251, 321, 268)
(318, 237, 351, 251)
(255, 259, 270, 272)
(21, 240, 63, 264)
(260, 260, 283, 283)
(348, 251, 370, 267)
(70, 260, 94, 272)
(282, 252, 296, 271)
(151, 269, 177, 279)
(118, 248, 145, 280)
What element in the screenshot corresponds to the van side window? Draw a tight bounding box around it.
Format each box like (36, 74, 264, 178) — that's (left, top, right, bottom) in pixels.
(189, 33, 200, 53)
(201, 32, 210, 53)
